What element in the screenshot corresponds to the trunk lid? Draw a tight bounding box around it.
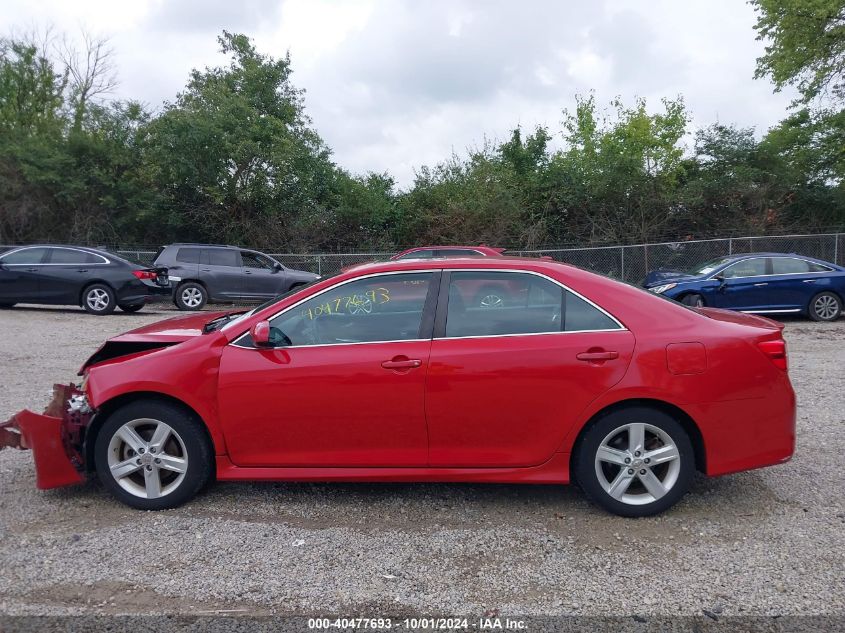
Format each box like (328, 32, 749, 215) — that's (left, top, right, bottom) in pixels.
(696, 307, 785, 331)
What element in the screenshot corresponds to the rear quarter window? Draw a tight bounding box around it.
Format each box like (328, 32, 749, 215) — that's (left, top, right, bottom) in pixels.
(176, 248, 202, 264)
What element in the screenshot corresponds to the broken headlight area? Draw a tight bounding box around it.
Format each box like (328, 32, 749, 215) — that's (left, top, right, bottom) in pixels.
(0, 384, 93, 489)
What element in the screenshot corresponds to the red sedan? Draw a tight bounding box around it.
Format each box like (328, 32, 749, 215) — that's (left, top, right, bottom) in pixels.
(1, 257, 795, 517)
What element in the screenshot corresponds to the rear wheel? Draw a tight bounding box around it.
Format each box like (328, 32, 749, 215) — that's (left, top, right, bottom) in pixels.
(808, 291, 841, 321)
(82, 284, 116, 315)
(574, 407, 694, 517)
(175, 282, 207, 311)
(681, 293, 704, 308)
(94, 400, 213, 510)
(118, 303, 144, 313)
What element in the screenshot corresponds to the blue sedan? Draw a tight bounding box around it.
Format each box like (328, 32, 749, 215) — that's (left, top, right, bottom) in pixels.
(642, 253, 845, 321)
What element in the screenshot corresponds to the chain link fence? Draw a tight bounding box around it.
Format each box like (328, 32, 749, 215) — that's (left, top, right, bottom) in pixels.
(3, 233, 843, 308)
(110, 233, 845, 287)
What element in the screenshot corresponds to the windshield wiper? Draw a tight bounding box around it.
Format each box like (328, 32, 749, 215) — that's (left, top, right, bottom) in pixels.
(202, 312, 244, 333)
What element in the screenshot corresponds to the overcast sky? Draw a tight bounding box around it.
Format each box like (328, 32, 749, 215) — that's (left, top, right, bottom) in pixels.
(3, 0, 796, 187)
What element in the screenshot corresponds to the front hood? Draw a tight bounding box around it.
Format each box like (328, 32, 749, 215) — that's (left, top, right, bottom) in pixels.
(110, 311, 233, 343)
(80, 311, 234, 373)
(643, 269, 697, 287)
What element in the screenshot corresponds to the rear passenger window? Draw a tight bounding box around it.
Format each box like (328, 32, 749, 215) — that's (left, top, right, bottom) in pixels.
(176, 248, 202, 264)
(202, 249, 240, 267)
(443, 271, 620, 338)
(48, 248, 103, 264)
(772, 258, 829, 274)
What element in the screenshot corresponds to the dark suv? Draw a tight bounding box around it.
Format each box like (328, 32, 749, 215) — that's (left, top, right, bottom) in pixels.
(154, 244, 320, 310)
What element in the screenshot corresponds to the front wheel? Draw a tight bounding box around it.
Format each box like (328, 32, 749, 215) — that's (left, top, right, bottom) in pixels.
(808, 291, 842, 322)
(94, 400, 213, 510)
(681, 293, 704, 308)
(82, 284, 116, 315)
(574, 407, 695, 517)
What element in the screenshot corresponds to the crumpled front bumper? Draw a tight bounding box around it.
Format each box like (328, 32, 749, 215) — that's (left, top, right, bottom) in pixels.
(0, 384, 92, 489)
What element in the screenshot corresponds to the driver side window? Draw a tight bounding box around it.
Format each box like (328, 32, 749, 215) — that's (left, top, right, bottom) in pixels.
(721, 258, 767, 279)
(267, 273, 433, 347)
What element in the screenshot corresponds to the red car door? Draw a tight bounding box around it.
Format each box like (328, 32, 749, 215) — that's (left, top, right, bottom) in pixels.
(425, 270, 635, 467)
(217, 271, 437, 467)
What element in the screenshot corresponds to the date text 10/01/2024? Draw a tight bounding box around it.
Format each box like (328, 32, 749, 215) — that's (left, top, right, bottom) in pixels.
(307, 618, 527, 630)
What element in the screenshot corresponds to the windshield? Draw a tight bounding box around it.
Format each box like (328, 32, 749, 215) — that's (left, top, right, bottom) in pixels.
(689, 256, 734, 276)
(220, 275, 332, 332)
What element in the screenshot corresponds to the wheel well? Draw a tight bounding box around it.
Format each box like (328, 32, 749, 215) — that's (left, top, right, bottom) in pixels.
(177, 279, 207, 290)
(78, 280, 113, 306)
(83, 392, 215, 473)
(569, 398, 706, 477)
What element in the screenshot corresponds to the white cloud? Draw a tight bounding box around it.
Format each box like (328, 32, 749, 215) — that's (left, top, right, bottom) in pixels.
(1, 0, 797, 186)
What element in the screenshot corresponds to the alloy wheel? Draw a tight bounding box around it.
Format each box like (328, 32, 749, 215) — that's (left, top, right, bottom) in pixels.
(181, 287, 204, 308)
(479, 294, 504, 308)
(106, 418, 188, 499)
(594, 422, 681, 506)
(86, 288, 111, 312)
(814, 294, 839, 320)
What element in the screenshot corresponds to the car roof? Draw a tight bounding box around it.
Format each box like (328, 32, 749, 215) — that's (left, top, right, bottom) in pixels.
(4, 244, 110, 255)
(343, 255, 572, 276)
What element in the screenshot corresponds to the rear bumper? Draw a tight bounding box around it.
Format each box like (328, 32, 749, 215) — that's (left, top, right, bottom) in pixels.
(689, 381, 796, 477)
(117, 281, 172, 305)
(0, 385, 90, 489)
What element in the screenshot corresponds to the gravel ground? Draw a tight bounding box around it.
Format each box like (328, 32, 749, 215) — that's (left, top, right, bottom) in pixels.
(0, 304, 843, 617)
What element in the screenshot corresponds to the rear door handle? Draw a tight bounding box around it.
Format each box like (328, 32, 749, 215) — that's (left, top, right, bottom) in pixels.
(803, 279, 816, 283)
(576, 350, 619, 362)
(381, 358, 422, 370)
(76, 269, 88, 273)
(753, 283, 768, 287)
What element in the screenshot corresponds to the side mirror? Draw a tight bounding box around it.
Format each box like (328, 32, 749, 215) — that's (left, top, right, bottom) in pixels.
(273, 262, 283, 272)
(251, 320, 272, 347)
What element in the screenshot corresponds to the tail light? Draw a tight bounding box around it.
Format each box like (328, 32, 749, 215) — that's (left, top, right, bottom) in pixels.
(758, 339, 787, 371)
(132, 270, 157, 281)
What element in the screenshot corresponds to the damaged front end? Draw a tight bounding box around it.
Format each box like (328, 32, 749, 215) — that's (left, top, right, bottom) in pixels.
(0, 384, 93, 489)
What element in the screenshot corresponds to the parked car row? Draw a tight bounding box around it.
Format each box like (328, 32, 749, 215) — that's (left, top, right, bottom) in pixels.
(0, 243, 320, 315)
(1, 242, 843, 321)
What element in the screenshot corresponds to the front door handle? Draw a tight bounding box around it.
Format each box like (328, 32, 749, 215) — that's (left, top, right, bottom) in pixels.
(381, 357, 422, 370)
(803, 279, 816, 283)
(753, 282, 768, 287)
(576, 350, 619, 362)
(76, 269, 88, 273)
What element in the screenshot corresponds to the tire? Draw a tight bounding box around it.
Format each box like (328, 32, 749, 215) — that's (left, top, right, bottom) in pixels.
(0, 303, 15, 309)
(118, 303, 144, 313)
(175, 282, 207, 311)
(808, 291, 842, 322)
(573, 406, 695, 517)
(681, 293, 704, 308)
(82, 283, 116, 315)
(94, 400, 213, 510)
(474, 285, 506, 309)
